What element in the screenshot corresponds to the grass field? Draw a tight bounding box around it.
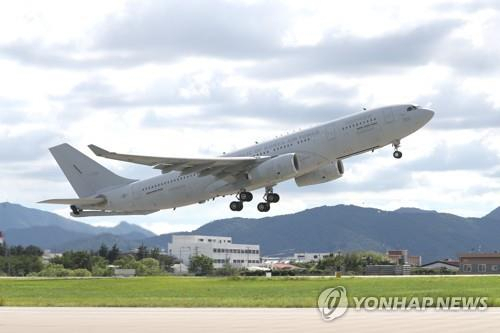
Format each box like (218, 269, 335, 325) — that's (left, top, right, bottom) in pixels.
(0, 276, 499, 307)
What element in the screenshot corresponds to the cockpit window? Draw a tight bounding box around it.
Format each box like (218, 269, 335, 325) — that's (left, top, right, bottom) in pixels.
(406, 105, 418, 112)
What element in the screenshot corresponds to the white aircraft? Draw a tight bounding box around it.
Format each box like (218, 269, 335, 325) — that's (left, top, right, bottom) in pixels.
(40, 104, 434, 217)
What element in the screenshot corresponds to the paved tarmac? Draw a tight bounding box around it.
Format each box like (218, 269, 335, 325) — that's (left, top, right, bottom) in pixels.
(0, 307, 498, 333)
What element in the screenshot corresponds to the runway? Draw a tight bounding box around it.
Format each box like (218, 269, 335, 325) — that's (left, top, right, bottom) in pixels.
(0, 307, 499, 333)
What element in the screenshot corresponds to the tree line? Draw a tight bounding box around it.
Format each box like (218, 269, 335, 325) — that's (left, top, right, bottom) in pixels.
(0, 242, 178, 277)
(187, 251, 395, 276)
(1, 242, 423, 277)
(0, 243, 44, 276)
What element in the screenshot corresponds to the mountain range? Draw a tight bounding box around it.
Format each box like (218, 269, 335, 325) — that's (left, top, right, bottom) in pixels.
(1, 202, 500, 262)
(0, 202, 155, 250)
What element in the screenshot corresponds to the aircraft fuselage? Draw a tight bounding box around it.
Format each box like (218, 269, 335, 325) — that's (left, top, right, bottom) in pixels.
(101, 104, 434, 213)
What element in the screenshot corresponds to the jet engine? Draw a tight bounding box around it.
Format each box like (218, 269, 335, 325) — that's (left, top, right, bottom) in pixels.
(294, 160, 344, 187)
(247, 153, 299, 184)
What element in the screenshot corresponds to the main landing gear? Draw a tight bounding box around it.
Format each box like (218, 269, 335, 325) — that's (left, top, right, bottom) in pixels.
(229, 188, 281, 212)
(392, 140, 403, 159)
(70, 205, 82, 215)
(257, 187, 280, 213)
(229, 190, 253, 211)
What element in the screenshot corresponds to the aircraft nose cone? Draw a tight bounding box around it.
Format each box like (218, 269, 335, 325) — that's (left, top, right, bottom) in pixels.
(420, 108, 434, 124)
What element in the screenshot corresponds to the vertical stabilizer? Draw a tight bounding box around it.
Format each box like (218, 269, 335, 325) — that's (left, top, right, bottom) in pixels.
(49, 143, 136, 197)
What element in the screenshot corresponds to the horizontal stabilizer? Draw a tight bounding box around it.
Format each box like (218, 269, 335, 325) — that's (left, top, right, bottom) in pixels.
(71, 210, 158, 217)
(38, 197, 106, 206)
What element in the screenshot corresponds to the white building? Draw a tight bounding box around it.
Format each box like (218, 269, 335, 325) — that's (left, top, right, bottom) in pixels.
(168, 235, 260, 269)
(0, 231, 4, 246)
(293, 252, 332, 263)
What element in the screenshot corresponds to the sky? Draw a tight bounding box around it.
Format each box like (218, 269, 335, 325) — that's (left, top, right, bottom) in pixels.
(0, 0, 499, 234)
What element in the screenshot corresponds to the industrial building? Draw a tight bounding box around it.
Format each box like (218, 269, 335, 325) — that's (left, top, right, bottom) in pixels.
(459, 253, 500, 274)
(387, 249, 422, 266)
(168, 235, 260, 269)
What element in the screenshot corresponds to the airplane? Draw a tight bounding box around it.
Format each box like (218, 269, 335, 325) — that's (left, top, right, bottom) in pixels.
(40, 104, 434, 217)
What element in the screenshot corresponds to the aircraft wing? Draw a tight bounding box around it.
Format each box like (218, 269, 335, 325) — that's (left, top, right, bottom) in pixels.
(88, 144, 269, 176)
(38, 197, 106, 206)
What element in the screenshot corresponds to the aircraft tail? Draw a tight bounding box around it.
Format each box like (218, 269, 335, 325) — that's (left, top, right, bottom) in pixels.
(49, 143, 136, 198)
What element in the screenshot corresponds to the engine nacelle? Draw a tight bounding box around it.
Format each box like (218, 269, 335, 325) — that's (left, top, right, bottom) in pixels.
(294, 160, 344, 187)
(247, 153, 299, 185)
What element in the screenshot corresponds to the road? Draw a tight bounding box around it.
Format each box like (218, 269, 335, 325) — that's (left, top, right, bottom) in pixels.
(0, 307, 499, 332)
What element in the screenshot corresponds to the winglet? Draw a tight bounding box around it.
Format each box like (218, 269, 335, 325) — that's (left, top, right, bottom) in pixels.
(88, 144, 109, 157)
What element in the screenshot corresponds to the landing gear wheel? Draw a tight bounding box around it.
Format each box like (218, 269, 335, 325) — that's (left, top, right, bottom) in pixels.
(238, 191, 253, 202)
(392, 140, 402, 159)
(70, 205, 81, 215)
(257, 202, 270, 212)
(266, 193, 280, 203)
(230, 201, 243, 211)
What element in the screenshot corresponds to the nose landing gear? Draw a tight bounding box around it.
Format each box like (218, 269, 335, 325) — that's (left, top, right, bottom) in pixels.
(392, 140, 403, 159)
